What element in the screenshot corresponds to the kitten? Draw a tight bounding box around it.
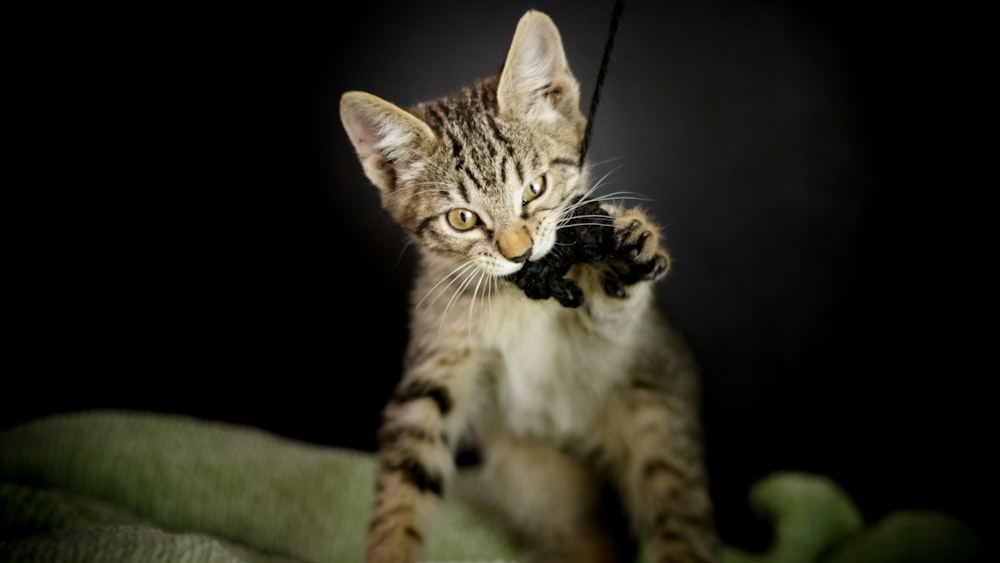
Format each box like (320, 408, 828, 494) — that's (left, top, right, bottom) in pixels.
(339, 10, 719, 563)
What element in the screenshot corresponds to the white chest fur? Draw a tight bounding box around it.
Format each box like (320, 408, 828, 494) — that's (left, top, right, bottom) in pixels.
(479, 293, 630, 441)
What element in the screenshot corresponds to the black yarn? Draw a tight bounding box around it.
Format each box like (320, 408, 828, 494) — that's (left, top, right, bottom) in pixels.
(578, 0, 625, 169)
(509, 1, 625, 308)
(508, 201, 615, 307)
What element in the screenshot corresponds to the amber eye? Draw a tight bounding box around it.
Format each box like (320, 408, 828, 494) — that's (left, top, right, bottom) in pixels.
(446, 208, 479, 231)
(522, 175, 546, 204)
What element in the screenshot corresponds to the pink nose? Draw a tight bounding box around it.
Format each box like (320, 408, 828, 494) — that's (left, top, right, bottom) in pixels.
(498, 230, 533, 263)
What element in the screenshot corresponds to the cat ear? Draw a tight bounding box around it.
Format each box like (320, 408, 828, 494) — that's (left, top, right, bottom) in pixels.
(340, 91, 436, 193)
(497, 10, 582, 126)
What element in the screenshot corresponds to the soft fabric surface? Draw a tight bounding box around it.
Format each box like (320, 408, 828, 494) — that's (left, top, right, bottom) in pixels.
(0, 410, 986, 562)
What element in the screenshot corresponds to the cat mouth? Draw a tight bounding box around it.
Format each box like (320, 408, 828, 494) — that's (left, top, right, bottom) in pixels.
(489, 261, 529, 278)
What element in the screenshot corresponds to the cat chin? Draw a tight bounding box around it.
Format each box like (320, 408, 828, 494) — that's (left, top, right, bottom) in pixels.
(485, 260, 527, 278)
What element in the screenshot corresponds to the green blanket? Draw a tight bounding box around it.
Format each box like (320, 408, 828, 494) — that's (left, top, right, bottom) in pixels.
(0, 411, 985, 562)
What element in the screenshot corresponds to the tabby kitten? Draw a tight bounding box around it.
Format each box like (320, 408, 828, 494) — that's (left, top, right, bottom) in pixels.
(340, 10, 719, 563)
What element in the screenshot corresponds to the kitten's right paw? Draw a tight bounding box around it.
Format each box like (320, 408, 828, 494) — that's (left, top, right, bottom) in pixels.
(603, 209, 671, 297)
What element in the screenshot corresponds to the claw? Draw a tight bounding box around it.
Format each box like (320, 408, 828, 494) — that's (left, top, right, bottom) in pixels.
(603, 274, 627, 298)
(611, 213, 669, 286)
(614, 228, 628, 246)
(644, 255, 668, 280)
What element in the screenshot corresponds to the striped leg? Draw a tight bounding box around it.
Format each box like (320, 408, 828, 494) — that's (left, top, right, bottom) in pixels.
(365, 351, 476, 563)
(602, 388, 720, 563)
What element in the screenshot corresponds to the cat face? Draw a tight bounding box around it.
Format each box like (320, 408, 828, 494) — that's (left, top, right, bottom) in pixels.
(396, 100, 586, 277)
(341, 11, 587, 278)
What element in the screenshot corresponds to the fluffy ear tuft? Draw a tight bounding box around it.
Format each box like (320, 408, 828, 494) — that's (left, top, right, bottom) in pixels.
(340, 91, 436, 193)
(497, 10, 582, 127)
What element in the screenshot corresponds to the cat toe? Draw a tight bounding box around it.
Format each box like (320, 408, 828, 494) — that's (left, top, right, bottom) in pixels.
(644, 251, 671, 280)
(606, 209, 672, 286)
(614, 212, 660, 265)
(626, 231, 654, 261)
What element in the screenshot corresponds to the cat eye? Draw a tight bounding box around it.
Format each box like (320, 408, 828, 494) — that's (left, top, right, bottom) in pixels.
(446, 208, 479, 231)
(522, 175, 547, 204)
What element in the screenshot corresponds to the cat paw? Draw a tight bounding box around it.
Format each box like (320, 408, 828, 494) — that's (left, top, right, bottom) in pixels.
(603, 209, 671, 296)
(612, 209, 671, 281)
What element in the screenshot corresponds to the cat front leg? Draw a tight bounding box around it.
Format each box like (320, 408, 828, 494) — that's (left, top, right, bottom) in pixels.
(600, 385, 720, 563)
(568, 205, 671, 336)
(365, 349, 477, 563)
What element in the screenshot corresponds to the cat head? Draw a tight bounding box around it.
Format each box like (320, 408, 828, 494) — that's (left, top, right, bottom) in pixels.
(340, 10, 588, 277)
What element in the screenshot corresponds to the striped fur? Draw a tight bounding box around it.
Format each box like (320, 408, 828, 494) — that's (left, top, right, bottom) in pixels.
(341, 10, 719, 563)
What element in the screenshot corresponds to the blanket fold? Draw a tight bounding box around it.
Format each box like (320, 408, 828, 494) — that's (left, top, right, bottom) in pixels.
(0, 410, 985, 562)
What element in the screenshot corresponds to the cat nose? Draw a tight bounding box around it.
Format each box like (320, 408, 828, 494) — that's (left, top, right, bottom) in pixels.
(498, 230, 533, 263)
(508, 246, 532, 263)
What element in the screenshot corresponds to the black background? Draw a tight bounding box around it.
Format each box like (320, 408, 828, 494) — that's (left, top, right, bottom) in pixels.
(7, 0, 992, 553)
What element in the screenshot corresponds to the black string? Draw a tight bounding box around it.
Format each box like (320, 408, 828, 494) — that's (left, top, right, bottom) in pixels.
(578, 0, 625, 169)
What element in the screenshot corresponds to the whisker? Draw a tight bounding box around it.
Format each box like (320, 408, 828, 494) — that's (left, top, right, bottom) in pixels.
(556, 207, 616, 228)
(559, 213, 617, 223)
(556, 190, 651, 227)
(440, 266, 479, 334)
(585, 155, 626, 169)
(394, 238, 414, 268)
(558, 221, 616, 230)
(588, 191, 652, 203)
(588, 164, 624, 191)
(416, 261, 477, 310)
(487, 273, 497, 317)
(468, 269, 488, 336)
